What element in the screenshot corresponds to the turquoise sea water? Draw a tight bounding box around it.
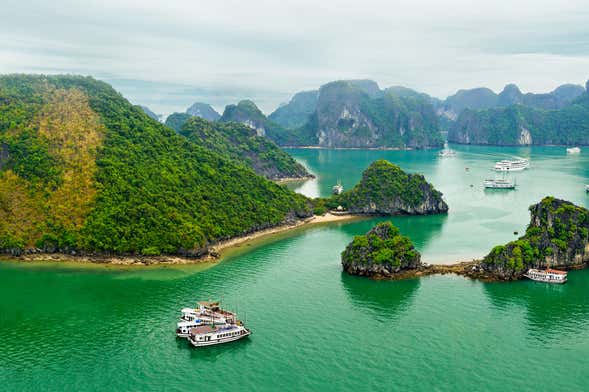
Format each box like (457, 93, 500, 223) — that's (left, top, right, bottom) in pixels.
(1, 146, 589, 391)
(287, 145, 589, 262)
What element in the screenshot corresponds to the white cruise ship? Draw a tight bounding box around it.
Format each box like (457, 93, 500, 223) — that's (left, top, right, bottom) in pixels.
(524, 268, 567, 284)
(439, 149, 457, 157)
(566, 147, 581, 154)
(332, 180, 344, 195)
(493, 158, 529, 172)
(484, 178, 516, 189)
(176, 301, 237, 338)
(188, 323, 251, 347)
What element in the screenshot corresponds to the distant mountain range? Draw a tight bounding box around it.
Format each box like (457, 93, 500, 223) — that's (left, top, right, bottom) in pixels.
(150, 78, 588, 148)
(439, 83, 585, 120)
(254, 79, 443, 149)
(448, 81, 589, 146)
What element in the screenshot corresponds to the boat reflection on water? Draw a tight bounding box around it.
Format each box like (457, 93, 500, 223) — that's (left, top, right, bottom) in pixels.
(340, 273, 420, 321)
(482, 270, 589, 338)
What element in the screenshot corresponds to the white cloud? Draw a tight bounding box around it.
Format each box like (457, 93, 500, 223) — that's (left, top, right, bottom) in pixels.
(0, 0, 588, 114)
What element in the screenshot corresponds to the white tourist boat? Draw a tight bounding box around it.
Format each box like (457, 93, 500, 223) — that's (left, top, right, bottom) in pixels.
(332, 180, 344, 195)
(523, 268, 567, 284)
(177, 319, 209, 338)
(493, 158, 529, 172)
(439, 149, 457, 157)
(177, 301, 237, 338)
(188, 323, 251, 347)
(484, 178, 516, 189)
(566, 147, 581, 154)
(585, 184, 589, 193)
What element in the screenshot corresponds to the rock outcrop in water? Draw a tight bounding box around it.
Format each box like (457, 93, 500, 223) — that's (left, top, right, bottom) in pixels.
(341, 221, 422, 278)
(337, 160, 448, 215)
(476, 197, 589, 280)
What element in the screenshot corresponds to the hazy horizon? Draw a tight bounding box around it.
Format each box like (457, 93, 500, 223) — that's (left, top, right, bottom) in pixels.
(2, 0, 589, 115)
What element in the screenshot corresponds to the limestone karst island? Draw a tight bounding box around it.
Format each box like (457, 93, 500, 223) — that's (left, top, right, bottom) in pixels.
(2, 1, 589, 391)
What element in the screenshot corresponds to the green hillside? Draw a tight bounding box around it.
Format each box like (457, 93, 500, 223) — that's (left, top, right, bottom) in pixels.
(0, 75, 311, 256)
(179, 117, 311, 180)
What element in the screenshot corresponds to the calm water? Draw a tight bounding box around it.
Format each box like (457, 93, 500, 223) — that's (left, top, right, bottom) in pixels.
(1, 146, 589, 391)
(287, 145, 589, 262)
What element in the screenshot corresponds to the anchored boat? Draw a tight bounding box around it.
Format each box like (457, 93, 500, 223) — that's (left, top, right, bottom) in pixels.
(176, 301, 237, 338)
(439, 149, 457, 157)
(523, 268, 567, 284)
(494, 158, 529, 172)
(484, 178, 516, 189)
(188, 323, 251, 347)
(332, 180, 344, 195)
(567, 147, 581, 154)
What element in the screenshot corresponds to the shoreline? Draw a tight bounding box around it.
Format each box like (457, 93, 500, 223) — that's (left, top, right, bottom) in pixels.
(0, 212, 364, 267)
(274, 175, 315, 184)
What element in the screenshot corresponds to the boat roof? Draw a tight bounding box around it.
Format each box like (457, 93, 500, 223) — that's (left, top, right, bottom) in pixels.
(546, 268, 567, 275)
(190, 324, 239, 335)
(528, 268, 567, 275)
(198, 301, 219, 307)
(181, 307, 197, 313)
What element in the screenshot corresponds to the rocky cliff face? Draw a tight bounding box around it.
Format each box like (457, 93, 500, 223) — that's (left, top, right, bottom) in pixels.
(479, 197, 589, 280)
(341, 221, 422, 278)
(307, 80, 442, 148)
(186, 102, 220, 121)
(338, 160, 448, 215)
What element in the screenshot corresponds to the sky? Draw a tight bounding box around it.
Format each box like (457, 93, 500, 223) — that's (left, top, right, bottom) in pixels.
(1, 0, 589, 116)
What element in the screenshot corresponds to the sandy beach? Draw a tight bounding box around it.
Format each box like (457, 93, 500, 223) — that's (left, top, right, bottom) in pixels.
(1, 213, 363, 266)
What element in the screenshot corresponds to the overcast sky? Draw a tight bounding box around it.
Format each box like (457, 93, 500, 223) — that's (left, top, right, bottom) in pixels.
(1, 0, 589, 115)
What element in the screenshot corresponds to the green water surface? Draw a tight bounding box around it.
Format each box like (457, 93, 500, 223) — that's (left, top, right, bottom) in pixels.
(1, 146, 589, 391)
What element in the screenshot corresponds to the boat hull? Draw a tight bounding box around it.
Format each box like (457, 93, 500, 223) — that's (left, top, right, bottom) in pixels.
(494, 166, 526, 172)
(523, 274, 567, 284)
(188, 330, 251, 347)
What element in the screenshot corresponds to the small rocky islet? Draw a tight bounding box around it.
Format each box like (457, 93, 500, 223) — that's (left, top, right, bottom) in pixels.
(341, 221, 423, 278)
(342, 197, 589, 282)
(315, 159, 448, 216)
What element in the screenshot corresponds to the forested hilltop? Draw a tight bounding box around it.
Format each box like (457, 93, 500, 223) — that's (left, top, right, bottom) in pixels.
(0, 75, 312, 256)
(178, 117, 311, 180)
(165, 111, 311, 180)
(448, 80, 589, 145)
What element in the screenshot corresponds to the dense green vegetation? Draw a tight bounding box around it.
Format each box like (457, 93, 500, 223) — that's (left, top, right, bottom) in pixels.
(179, 117, 310, 180)
(139, 105, 159, 121)
(341, 221, 420, 267)
(330, 160, 447, 215)
(483, 197, 589, 277)
(164, 112, 192, 132)
(0, 75, 312, 255)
